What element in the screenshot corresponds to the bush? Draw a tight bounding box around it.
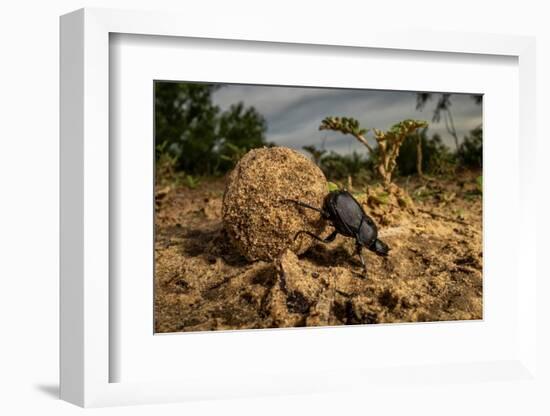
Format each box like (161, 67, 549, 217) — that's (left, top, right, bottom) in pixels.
(155, 82, 268, 177)
(457, 127, 482, 169)
(395, 132, 456, 176)
(304, 149, 371, 181)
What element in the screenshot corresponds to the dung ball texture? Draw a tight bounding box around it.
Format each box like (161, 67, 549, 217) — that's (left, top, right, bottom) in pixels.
(222, 146, 328, 261)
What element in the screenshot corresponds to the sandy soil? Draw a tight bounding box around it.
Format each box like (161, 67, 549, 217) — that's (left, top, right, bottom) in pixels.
(154, 173, 482, 333)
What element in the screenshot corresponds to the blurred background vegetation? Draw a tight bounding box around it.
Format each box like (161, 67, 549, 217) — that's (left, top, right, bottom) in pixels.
(155, 82, 482, 188)
(155, 82, 270, 185)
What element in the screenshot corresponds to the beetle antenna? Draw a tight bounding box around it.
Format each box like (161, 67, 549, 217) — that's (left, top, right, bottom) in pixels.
(282, 199, 328, 218)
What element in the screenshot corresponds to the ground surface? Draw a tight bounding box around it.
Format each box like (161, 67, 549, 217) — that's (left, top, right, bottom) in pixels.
(154, 172, 482, 333)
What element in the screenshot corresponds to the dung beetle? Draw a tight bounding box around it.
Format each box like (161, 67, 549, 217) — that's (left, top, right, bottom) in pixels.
(286, 190, 390, 277)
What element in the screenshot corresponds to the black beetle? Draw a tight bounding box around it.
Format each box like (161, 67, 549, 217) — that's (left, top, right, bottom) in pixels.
(286, 190, 389, 277)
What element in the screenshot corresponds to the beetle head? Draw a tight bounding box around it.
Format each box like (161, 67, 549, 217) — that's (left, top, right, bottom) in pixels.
(370, 238, 390, 257)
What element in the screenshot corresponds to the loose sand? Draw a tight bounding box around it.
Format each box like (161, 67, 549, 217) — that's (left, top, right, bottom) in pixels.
(154, 170, 482, 333)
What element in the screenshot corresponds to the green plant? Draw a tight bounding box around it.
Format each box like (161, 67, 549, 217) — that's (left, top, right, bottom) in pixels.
(155, 142, 184, 186)
(219, 142, 249, 165)
(315, 150, 370, 181)
(327, 181, 339, 192)
(396, 132, 456, 177)
(476, 175, 483, 193)
(457, 127, 482, 169)
(184, 174, 201, 189)
(155, 82, 267, 176)
(320, 117, 428, 186)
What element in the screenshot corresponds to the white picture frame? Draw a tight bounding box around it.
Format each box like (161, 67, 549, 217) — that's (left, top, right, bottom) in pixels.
(60, 7, 538, 408)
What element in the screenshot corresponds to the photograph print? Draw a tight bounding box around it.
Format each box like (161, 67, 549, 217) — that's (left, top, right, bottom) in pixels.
(154, 82, 483, 333)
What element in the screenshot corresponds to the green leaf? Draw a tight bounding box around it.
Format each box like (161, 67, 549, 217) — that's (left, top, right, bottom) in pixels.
(476, 175, 483, 193)
(327, 181, 339, 192)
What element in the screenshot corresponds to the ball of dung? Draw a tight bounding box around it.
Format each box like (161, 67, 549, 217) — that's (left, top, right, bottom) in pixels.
(222, 146, 328, 261)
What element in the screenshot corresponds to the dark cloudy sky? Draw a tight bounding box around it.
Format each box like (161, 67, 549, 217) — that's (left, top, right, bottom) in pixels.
(212, 84, 482, 155)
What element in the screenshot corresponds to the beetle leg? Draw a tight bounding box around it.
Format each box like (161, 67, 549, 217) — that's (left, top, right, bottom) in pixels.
(294, 229, 337, 244)
(323, 230, 338, 243)
(355, 243, 368, 278)
(283, 199, 330, 220)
